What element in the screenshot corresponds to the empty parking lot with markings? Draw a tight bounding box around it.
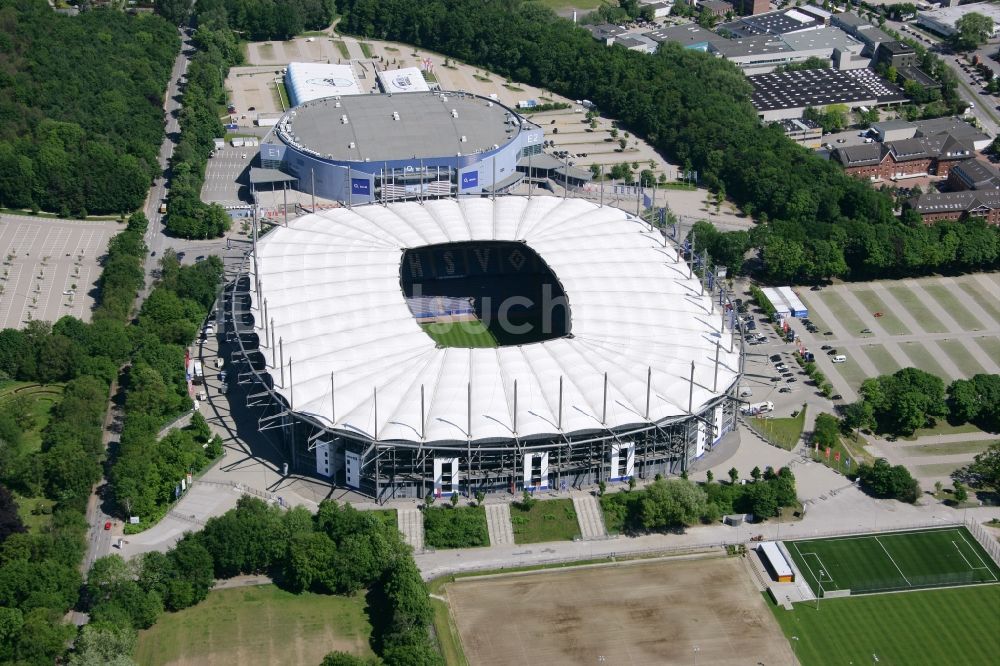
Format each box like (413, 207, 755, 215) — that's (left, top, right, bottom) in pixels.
(0, 214, 121, 329)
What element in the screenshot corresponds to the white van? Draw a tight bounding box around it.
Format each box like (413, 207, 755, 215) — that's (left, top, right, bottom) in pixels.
(832, 354, 847, 363)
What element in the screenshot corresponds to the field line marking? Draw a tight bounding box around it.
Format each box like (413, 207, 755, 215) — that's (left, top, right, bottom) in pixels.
(951, 540, 978, 571)
(875, 536, 912, 587)
(791, 542, 821, 586)
(958, 534, 997, 581)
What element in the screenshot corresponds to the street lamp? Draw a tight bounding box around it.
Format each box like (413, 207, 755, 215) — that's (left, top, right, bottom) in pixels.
(791, 636, 799, 662)
(693, 645, 700, 666)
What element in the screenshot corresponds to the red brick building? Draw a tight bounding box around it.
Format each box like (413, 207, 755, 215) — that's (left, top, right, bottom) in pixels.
(834, 134, 975, 182)
(731, 0, 769, 15)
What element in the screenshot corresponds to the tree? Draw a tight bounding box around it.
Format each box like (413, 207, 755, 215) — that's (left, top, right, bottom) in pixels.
(638, 479, 708, 530)
(283, 531, 337, 593)
(751, 466, 762, 481)
(813, 413, 839, 449)
(728, 467, 739, 484)
(321, 653, 376, 666)
(856, 458, 920, 503)
(952, 481, 968, 503)
(68, 624, 138, 666)
(0, 484, 25, 544)
(952, 12, 994, 51)
(741, 481, 778, 519)
(705, 470, 713, 484)
(953, 442, 1000, 492)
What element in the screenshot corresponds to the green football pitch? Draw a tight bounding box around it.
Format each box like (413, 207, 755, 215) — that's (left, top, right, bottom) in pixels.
(786, 527, 1000, 596)
(420, 319, 497, 348)
(768, 584, 1000, 666)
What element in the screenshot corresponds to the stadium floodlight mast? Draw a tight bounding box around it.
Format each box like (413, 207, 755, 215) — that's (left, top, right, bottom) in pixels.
(816, 569, 826, 610)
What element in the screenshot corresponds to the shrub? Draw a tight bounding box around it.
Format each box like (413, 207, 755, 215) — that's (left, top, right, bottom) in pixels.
(423, 505, 488, 549)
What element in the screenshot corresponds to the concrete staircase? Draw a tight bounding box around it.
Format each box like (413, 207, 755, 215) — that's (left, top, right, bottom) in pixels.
(572, 494, 608, 540)
(485, 503, 514, 546)
(397, 508, 424, 553)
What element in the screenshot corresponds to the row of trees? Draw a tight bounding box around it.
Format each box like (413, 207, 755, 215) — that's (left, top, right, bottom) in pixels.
(0, 3, 179, 215)
(333, 0, 1000, 283)
(600, 468, 797, 534)
(79, 497, 441, 664)
(842, 367, 1000, 438)
(162, 11, 239, 239)
(110, 251, 225, 524)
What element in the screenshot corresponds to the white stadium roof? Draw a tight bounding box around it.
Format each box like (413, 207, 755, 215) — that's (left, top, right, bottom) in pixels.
(285, 62, 362, 106)
(251, 198, 739, 443)
(377, 67, 431, 94)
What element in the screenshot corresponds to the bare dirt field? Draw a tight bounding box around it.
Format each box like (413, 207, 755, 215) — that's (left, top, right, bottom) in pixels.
(446, 556, 793, 666)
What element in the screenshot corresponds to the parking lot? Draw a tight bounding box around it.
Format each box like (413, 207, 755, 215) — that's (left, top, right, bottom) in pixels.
(793, 275, 1000, 403)
(0, 214, 122, 329)
(202, 148, 256, 208)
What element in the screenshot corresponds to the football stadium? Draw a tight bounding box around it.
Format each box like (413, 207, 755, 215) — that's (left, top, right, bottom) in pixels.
(226, 197, 742, 500)
(259, 81, 544, 203)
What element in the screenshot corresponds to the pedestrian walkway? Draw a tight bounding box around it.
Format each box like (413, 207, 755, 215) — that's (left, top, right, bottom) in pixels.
(572, 494, 608, 539)
(397, 508, 424, 553)
(485, 503, 514, 546)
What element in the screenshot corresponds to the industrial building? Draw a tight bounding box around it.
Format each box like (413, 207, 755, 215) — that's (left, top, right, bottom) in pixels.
(916, 2, 1000, 39)
(749, 68, 906, 121)
(229, 197, 742, 500)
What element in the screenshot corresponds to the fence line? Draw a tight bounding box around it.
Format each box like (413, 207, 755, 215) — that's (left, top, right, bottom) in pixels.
(965, 517, 1000, 567)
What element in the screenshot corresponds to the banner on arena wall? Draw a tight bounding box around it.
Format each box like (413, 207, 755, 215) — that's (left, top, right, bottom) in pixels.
(460, 171, 479, 190)
(351, 178, 371, 196)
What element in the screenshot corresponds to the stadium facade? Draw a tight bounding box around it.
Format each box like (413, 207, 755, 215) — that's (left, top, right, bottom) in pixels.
(259, 89, 543, 204)
(227, 198, 742, 501)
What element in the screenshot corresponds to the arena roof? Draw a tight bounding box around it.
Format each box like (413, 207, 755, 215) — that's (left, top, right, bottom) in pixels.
(250, 198, 739, 444)
(278, 92, 522, 163)
(285, 62, 361, 106)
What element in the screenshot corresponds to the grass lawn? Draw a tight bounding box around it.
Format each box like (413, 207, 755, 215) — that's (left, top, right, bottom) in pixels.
(359, 41, 373, 58)
(275, 80, 290, 110)
(786, 527, 1000, 596)
(511, 498, 579, 544)
(937, 338, 987, 378)
(832, 351, 872, 391)
(256, 42, 275, 62)
(420, 319, 497, 348)
(529, 0, 604, 10)
(424, 505, 489, 549)
(369, 508, 398, 531)
(810, 434, 872, 473)
(0, 383, 64, 452)
(902, 420, 986, 441)
(748, 405, 806, 450)
(860, 344, 900, 376)
(852, 289, 910, 336)
(886, 285, 947, 334)
(473, 73, 491, 82)
(898, 341, 949, 379)
(958, 280, 1000, 325)
(135, 585, 374, 666)
(914, 461, 966, 477)
(333, 39, 350, 59)
(768, 585, 1000, 666)
(974, 336, 1000, 369)
(904, 439, 995, 456)
(14, 493, 56, 533)
(818, 291, 867, 337)
(924, 283, 984, 331)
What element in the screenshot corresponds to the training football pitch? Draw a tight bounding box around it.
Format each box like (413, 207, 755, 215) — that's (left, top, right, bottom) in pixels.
(769, 584, 1000, 666)
(420, 319, 497, 348)
(786, 527, 1000, 596)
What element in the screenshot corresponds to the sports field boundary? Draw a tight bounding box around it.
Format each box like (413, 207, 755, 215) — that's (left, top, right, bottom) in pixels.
(786, 525, 1000, 598)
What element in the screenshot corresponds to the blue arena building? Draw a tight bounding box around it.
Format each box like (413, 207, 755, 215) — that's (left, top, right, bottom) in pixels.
(259, 91, 544, 203)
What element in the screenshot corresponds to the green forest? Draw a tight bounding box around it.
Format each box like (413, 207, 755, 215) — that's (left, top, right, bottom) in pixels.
(334, 0, 1000, 282)
(0, 1, 179, 216)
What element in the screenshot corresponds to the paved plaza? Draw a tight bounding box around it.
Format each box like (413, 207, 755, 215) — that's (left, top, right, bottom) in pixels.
(0, 214, 122, 329)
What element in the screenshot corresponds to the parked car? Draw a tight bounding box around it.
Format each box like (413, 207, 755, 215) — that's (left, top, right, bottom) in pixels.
(827, 349, 838, 356)
(821, 344, 832, 350)
(104, 521, 112, 531)
(831, 394, 843, 401)
(779, 387, 792, 393)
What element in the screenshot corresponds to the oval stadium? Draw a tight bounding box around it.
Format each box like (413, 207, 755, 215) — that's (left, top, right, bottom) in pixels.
(228, 197, 742, 500)
(259, 89, 544, 204)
